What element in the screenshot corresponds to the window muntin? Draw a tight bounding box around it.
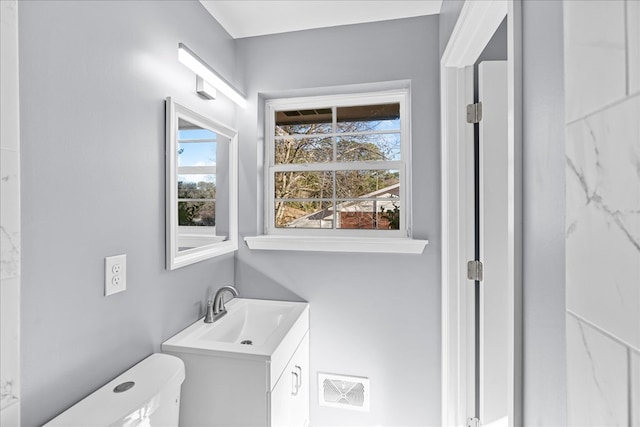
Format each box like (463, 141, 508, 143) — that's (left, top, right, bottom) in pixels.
(266, 91, 410, 237)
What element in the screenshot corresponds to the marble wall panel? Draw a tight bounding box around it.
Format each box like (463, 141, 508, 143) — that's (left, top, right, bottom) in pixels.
(0, 276, 19, 411)
(0, 149, 20, 281)
(564, 0, 627, 122)
(0, 0, 19, 154)
(565, 2, 640, 425)
(0, 1, 20, 425)
(566, 96, 640, 350)
(0, 150, 20, 414)
(566, 315, 629, 427)
(0, 403, 19, 427)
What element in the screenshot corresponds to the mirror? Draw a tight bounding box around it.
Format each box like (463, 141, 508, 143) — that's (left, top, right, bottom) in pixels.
(165, 97, 238, 269)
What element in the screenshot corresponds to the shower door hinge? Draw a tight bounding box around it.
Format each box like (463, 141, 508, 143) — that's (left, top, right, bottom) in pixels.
(467, 260, 483, 282)
(466, 102, 483, 123)
(467, 417, 480, 427)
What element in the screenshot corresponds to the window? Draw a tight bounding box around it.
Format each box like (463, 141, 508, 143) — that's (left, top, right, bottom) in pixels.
(265, 90, 410, 238)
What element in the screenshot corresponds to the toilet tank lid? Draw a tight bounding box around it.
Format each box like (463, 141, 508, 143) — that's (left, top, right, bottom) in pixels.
(43, 353, 185, 427)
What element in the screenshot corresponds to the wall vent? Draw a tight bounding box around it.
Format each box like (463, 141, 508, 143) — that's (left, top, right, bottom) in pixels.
(318, 373, 370, 412)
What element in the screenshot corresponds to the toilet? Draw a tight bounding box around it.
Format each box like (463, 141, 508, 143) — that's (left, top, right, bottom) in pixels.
(44, 353, 185, 427)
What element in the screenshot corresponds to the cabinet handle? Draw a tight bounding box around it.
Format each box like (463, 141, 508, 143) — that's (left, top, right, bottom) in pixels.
(294, 365, 302, 389)
(291, 371, 299, 396)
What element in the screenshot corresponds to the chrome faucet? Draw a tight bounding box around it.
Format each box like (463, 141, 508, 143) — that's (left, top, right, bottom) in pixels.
(204, 285, 239, 323)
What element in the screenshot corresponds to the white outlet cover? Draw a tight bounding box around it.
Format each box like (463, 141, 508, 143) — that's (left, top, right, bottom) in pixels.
(105, 254, 126, 296)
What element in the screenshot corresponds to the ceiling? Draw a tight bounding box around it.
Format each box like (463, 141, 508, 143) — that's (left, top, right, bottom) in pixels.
(199, 1, 442, 39)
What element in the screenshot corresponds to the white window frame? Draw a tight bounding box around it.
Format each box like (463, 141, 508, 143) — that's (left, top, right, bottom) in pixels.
(264, 90, 411, 238)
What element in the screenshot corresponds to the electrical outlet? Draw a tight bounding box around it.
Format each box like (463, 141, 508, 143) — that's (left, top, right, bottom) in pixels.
(112, 263, 122, 275)
(105, 254, 126, 296)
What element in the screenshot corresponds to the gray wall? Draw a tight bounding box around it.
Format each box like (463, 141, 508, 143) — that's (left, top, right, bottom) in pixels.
(18, 2, 237, 426)
(474, 18, 508, 100)
(478, 18, 507, 63)
(235, 16, 441, 426)
(438, 0, 465, 58)
(438, 1, 567, 425)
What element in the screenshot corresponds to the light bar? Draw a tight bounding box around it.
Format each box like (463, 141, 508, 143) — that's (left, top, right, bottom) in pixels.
(178, 43, 247, 108)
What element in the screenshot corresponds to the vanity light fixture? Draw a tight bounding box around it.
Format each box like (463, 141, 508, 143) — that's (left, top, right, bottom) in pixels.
(178, 42, 247, 108)
(196, 76, 216, 100)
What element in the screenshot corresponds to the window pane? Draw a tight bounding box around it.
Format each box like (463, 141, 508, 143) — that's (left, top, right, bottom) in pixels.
(275, 137, 333, 164)
(178, 177, 216, 199)
(275, 201, 333, 229)
(336, 200, 400, 230)
(336, 134, 400, 162)
(275, 109, 332, 135)
(274, 171, 333, 199)
(335, 170, 400, 199)
(178, 126, 215, 140)
(178, 201, 216, 226)
(336, 103, 400, 133)
(178, 126, 217, 167)
(178, 141, 217, 167)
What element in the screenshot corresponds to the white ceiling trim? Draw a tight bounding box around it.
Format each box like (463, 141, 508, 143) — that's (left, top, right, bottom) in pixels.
(199, 1, 443, 39)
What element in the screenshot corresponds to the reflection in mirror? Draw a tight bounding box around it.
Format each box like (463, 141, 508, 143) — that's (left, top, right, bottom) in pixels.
(166, 98, 237, 269)
(177, 119, 228, 250)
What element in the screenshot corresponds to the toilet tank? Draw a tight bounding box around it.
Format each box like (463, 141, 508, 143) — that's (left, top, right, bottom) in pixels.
(43, 353, 185, 427)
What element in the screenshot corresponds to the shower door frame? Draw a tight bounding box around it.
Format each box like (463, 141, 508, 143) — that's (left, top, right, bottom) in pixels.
(440, 1, 523, 426)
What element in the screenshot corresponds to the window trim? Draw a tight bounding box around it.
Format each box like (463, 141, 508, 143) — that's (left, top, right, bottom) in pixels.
(263, 89, 413, 238)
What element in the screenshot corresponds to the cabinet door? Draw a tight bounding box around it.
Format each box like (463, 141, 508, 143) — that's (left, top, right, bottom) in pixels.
(270, 333, 309, 427)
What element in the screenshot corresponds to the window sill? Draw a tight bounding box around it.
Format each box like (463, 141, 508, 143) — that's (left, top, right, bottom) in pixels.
(244, 235, 428, 254)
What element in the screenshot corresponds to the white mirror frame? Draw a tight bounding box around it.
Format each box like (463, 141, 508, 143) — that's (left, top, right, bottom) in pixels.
(165, 97, 238, 270)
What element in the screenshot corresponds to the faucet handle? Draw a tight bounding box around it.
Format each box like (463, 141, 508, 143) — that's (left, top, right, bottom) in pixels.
(204, 300, 214, 323)
(213, 285, 239, 314)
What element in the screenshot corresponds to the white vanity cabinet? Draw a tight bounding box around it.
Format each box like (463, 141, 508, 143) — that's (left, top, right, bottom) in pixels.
(270, 333, 309, 427)
(161, 299, 309, 427)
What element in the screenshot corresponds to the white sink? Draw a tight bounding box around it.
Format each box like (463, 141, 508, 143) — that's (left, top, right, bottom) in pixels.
(162, 298, 309, 361)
